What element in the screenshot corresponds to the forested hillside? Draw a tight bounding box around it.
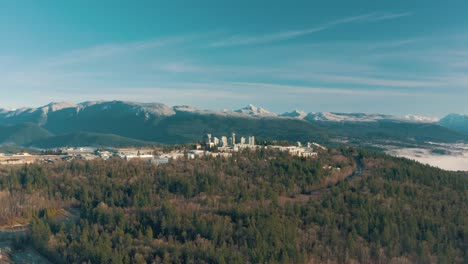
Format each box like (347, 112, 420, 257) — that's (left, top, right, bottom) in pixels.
(0, 148, 466, 263)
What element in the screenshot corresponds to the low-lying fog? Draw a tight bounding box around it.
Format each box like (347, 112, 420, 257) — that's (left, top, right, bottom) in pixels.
(386, 143, 468, 171)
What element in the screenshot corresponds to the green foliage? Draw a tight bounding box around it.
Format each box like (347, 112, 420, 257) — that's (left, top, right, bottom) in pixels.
(1, 149, 466, 263)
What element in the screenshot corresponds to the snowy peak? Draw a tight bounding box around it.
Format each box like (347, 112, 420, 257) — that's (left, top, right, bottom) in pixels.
(128, 102, 175, 116)
(305, 112, 395, 122)
(234, 104, 277, 117)
(40, 102, 78, 113)
(303, 112, 441, 123)
(280, 110, 307, 119)
(0, 101, 178, 126)
(1, 107, 36, 117)
(76, 101, 176, 116)
(403, 115, 440, 123)
(0, 101, 456, 126)
(173, 105, 201, 113)
(78, 101, 106, 108)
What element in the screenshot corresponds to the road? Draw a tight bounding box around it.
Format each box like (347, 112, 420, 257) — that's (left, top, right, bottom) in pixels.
(311, 157, 364, 199)
(346, 157, 364, 182)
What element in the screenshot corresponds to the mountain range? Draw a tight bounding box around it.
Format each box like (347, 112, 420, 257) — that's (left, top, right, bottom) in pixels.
(0, 101, 466, 148)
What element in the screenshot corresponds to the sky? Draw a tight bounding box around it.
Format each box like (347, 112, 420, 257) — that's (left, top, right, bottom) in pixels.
(0, 0, 467, 117)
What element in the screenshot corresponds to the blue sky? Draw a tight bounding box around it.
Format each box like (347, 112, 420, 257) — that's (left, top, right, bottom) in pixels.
(0, 0, 467, 116)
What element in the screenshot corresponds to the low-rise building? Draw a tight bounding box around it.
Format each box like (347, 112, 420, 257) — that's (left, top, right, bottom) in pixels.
(151, 158, 170, 165)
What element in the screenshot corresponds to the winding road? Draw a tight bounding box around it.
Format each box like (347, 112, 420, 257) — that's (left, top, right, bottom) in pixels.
(346, 157, 364, 182)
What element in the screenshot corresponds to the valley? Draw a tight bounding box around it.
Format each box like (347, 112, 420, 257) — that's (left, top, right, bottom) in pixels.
(385, 143, 468, 171)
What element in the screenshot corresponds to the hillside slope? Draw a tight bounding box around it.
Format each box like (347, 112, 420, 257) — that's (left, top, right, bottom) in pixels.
(28, 132, 155, 148)
(0, 123, 52, 146)
(438, 114, 468, 134)
(1, 148, 465, 263)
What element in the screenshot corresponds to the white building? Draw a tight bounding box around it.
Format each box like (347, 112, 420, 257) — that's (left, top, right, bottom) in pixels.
(126, 154, 154, 160)
(151, 158, 170, 165)
(203, 134, 212, 145)
(221, 136, 228, 147)
(240, 137, 246, 145)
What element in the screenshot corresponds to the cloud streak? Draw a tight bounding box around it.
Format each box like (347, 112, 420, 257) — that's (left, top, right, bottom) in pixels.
(209, 12, 413, 47)
(42, 35, 191, 67)
(157, 60, 445, 88)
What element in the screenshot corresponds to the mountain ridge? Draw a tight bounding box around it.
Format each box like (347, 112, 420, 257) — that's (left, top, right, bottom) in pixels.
(0, 100, 450, 123)
(438, 113, 468, 135)
(0, 101, 466, 148)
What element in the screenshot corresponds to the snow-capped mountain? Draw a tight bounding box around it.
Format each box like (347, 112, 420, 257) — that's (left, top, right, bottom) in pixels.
(0, 101, 449, 125)
(279, 111, 440, 124)
(402, 115, 440, 123)
(41, 102, 78, 113)
(303, 112, 396, 122)
(0, 101, 466, 147)
(280, 110, 307, 119)
(0, 101, 177, 123)
(234, 104, 277, 117)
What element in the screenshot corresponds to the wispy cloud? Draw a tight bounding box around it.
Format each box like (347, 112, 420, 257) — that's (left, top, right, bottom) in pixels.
(328, 12, 412, 24)
(158, 62, 226, 74)
(365, 12, 413, 21)
(156, 60, 444, 89)
(209, 12, 413, 47)
(209, 27, 327, 47)
(42, 36, 191, 67)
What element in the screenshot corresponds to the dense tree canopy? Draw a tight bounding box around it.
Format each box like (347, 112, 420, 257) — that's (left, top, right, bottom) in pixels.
(0, 148, 466, 263)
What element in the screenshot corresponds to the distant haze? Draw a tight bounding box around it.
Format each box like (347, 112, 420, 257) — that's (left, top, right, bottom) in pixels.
(387, 145, 468, 171)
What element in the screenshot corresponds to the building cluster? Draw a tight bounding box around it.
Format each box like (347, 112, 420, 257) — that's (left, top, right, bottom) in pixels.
(95, 148, 187, 165)
(0, 147, 179, 166)
(186, 149, 232, 160)
(203, 133, 256, 150)
(268, 142, 319, 158)
(0, 135, 325, 166)
(0, 152, 36, 165)
(200, 133, 321, 158)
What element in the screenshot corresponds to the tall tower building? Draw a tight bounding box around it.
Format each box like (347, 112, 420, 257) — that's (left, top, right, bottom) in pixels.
(232, 132, 236, 145)
(221, 136, 228, 147)
(249, 136, 255, 146)
(240, 137, 246, 145)
(203, 134, 212, 145)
